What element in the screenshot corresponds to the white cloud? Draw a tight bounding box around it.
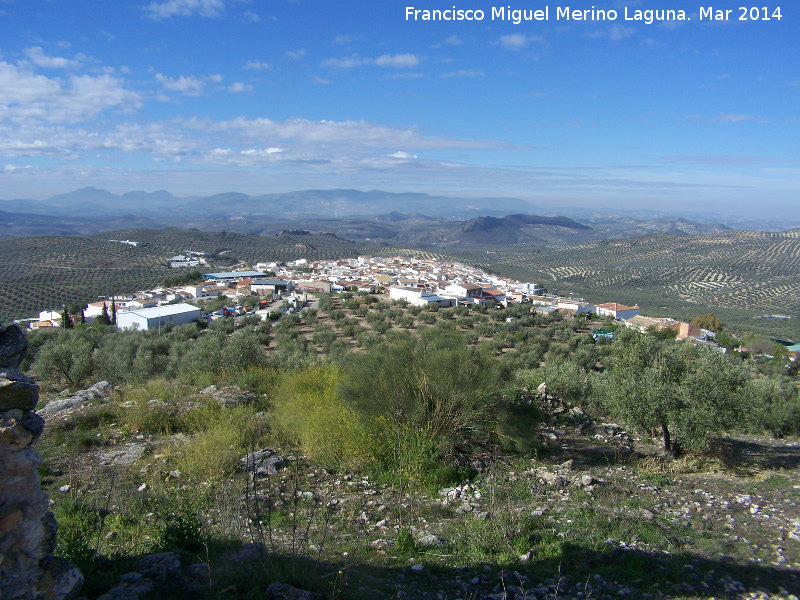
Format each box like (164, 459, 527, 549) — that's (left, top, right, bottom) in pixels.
(312, 76, 331, 85)
(0, 61, 61, 105)
(389, 151, 418, 159)
(243, 60, 272, 70)
(322, 53, 420, 69)
(228, 82, 252, 93)
(374, 54, 418, 68)
(664, 155, 796, 166)
(499, 34, 544, 50)
(24, 47, 81, 69)
(186, 116, 507, 152)
(145, 0, 224, 19)
(248, 147, 282, 154)
(444, 35, 463, 46)
(0, 61, 140, 124)
(714, 113, 756, 123)
(285, 48, 307, 60)
(441, 70, 484, 79)
(332, 35, 351, 45)
(154, 72, 222, 96)
(155, 73, 205, 95)
(66, 75, 141, 118)
(589, 26, 636, 40)
(322, 55, 363, 69)
(243, 10, 259, 22)
(609, 26, 636, 40)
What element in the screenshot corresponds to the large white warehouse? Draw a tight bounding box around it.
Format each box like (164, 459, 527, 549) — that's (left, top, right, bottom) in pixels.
(115, 303, 202, 331)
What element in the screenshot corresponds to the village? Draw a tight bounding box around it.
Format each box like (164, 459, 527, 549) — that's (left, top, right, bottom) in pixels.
(17, 252, 737, 350)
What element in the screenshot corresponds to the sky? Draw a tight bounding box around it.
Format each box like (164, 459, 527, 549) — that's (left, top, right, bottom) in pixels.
(0, 0, 798, 217)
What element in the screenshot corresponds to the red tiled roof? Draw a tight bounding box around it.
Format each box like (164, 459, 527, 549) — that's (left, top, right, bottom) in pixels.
(596, 302, 635, 311)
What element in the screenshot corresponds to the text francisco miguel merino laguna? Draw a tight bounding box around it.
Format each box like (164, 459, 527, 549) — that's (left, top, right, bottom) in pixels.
(405, 6, 782, 24)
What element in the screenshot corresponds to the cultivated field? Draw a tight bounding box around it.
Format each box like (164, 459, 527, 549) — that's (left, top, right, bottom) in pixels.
(449, 230, 800, 339)
(0, 229, 366, 324)
(3, 228, 800, 339)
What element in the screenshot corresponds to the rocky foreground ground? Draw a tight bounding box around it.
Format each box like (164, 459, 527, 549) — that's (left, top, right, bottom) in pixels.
(35, 383, 800, 600)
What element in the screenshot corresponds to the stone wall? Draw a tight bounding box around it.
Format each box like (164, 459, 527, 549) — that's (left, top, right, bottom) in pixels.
(0, 322, 82, 600)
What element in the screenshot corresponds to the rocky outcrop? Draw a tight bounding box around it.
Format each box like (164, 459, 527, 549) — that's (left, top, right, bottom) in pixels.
(39, 380, 112, 419)
(0, 322, 82, 600)
(240, 449, 288, 477)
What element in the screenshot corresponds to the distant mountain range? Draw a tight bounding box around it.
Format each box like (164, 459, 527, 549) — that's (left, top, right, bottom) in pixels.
(0, 187, 532, 221)
(0, 187, 733, 244)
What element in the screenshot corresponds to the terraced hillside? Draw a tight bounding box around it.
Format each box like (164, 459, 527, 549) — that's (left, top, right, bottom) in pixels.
(101, 228, 365, 265)
(4, 227, 800, 338)
(455, 230, 800, 339)
(0, 229, 365, 323)
(0, 235, 171, 324)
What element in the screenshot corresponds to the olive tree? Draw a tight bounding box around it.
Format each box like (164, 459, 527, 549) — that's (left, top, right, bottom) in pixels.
(602, 329, 748, 455)
(35, 337, 94, 387)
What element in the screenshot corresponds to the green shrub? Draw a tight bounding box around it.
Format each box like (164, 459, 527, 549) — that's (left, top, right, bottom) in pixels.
(160, 510, 207, 554)
(123, 402, 180, 436)
(396, 529, 415, 554)
(340, 330, 502, 460)
(751, 377, 800, 438)
(173, 403, 269, 480)
(270, 366, 374, 468)
(232, 366, 281, 397)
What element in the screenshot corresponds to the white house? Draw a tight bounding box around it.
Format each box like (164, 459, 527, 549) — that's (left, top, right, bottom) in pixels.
(595, 302, 640, 320)
(125, 298, 156, 310)
(84, 301, 125, 322)
(250, 279, 293, 296)
(440, 282, 482, 302)
(481, 287, 508, 306)
(389, 286, 454, 307)
(115, 303, 202, 331)
(180, 284, 216, 299)
(518, 282, 543, 296)
(169, 255, 200, 268)
(556, 299, 595, 315)
(37, 310, 63, 322)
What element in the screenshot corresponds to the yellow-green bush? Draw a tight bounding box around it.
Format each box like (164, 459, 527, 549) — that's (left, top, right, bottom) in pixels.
(120, 379, 185, 436)
(270, 365, 375, 468)
(172, 403, 269, 481)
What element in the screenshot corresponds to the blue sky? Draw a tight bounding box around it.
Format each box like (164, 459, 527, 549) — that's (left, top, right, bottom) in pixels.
(0, 0, 797, 217)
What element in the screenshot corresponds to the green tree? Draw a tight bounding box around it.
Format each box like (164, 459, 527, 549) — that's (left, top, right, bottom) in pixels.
(222, 329, 267, 373)
(35, 337, 94, 387)
(62, 306, 73, 329)
(646, 325, 677, 341)
(339, 318, 362, 339)
(691, 313, 722, 332)
(312, 323, 336, 351)
(95, 303, 112, 326)
(532, 360, 592, 406)
(750, 377, 800, 438)
(602, 331, 686, 454)
(318, 294, 334, 312)
(602, 329, 747, 455)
